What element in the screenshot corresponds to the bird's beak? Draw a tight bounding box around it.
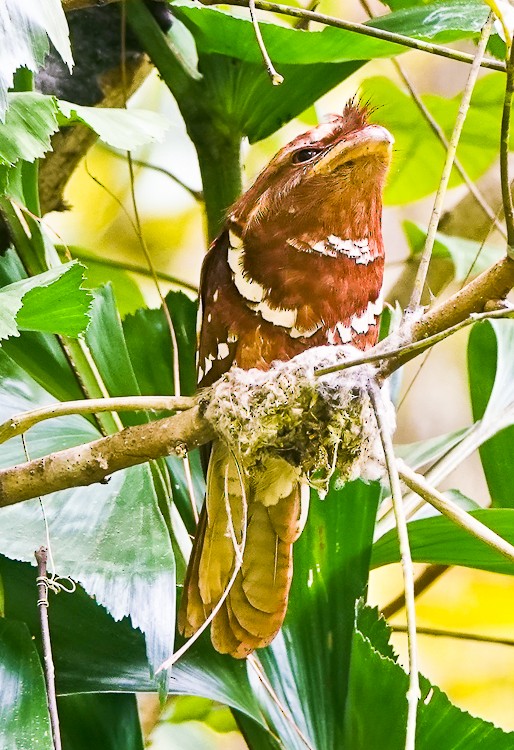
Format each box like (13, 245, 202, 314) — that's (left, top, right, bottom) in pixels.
(313, 124, 394, 175)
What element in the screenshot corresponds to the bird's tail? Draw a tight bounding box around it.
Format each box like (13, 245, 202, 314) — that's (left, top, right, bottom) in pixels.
(178, 441, 309, 658)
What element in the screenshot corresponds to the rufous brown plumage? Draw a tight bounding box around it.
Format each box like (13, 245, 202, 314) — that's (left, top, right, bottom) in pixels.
(178, 100, 393, 658)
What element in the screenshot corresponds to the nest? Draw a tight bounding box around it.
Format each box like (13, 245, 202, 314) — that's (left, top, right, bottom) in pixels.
(204, 346, 395, 496)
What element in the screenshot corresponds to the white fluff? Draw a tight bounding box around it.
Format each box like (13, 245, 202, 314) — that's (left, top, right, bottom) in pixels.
(204, 345, 395, 495)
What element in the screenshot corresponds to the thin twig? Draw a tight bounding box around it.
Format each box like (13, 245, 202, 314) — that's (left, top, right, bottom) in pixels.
(200, 0, 505, 72)
(501, 41, 514, 253)
(392, 624, 514, 648)
(369, 383, 419, 750)
(183, 455, 199, 524)
(0, 396, 195, 444)
(398, 459, 514, 563)
(35, 547, 62, 750)
(120, 5, 199, 527)
(248, 0, 283, 84)
(408, 14, 495, 311)
(315, 306, 514, 379)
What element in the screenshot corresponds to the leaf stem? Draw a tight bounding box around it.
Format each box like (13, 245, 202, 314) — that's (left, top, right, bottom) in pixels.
(408, 14, 494, 311)
(201, 0, 505, 72)
(369, 383, 419, 750)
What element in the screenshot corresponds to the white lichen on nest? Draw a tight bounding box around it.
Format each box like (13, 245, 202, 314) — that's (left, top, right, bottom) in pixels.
(204, 345, 395, 495)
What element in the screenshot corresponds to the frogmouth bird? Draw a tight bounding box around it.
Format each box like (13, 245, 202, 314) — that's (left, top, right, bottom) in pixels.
(178, 101, 393, 658)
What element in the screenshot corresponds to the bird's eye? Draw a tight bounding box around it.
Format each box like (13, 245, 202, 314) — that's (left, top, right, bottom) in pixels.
(345, 160, 356, 167)
(292, 148, 319, 164)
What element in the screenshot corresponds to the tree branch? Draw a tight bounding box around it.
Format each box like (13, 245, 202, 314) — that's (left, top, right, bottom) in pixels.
(2, 253, 514, 507)
(0, 406, 214, 508)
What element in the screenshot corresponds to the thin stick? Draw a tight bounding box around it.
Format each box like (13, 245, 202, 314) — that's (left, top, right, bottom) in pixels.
(183, 455, 199, 524)
(0, 396, 195, 444)
(120, 14, 195, 519)
(398, 459, 514, 563)
(201, 0, 505, 72)
(408, 14, 495, 311)
(314, 306, 514, 378)
(248, 0, 283, 85)
(392, 624, 514, 648)
(369, 383, 419, 750)
(501, 42, 514, 253)
(35, 547, 62, 750)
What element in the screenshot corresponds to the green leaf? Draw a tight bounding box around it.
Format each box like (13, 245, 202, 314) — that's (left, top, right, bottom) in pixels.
(58, 693, 144, 750)
(174, 0, 489, 65)
(0, 0, 72, 121)
(370, 0, 489, 42)
(344, 604, 514, 749)
(468, 320, 514, 508)
(34, 0, 74, 71)
(196, 52, 360, 145)
(362, 74, 507, 204)
(122, 292, 204, 530)
(0, 618, 52, 750)
(371, 508, 514, 575)
(0, 261, 92, 342)
(84, 285, 144, 426)
(0, 92, 58, 165)
(403, 221, 504, 282)
(0, 250, 86, 403)
(0, 92, 168, 171)
(0, 348, 175, 681)
(173, 0, 492, 143)
(75, 250, 146, 317)
(57, 100, 170, 150)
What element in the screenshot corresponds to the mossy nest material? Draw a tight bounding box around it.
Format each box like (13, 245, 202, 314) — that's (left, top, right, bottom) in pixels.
(205, 345, 394, 495)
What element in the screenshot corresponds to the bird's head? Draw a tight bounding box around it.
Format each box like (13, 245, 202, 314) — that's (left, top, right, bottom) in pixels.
(231, 101, 393, 241)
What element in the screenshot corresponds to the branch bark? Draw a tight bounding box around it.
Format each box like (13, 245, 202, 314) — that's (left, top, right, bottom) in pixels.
(0, 406, 214, 507)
